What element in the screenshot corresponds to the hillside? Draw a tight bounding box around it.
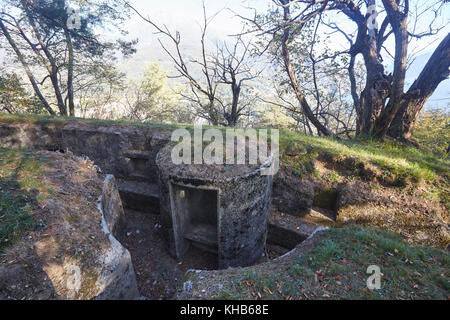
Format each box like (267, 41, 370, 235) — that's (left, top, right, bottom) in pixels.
(0, 113, 449, 300)
(179, 226, 449, 300)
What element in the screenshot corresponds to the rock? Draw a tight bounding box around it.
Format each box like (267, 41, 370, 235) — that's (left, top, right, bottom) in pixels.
(93, 236, 140, 300)
(95, 175, 140, 300)
(0, 165, 140, 300)
(42, 174, 140, 300)
(101, 175, 126, 236)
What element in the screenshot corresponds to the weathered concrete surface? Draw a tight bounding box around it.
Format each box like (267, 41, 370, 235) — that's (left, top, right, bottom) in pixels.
(0, 152, 140, 300)
(116, 179, 160, 214)
(93, 174, 140, 299)
(267, 212, 319, 249)
(156, 143, 273, 269)
(0, 122, 62, 149)
(44, 174, 140, 300)
(102, 175, 126, 236)
(0, 120, 171, 210)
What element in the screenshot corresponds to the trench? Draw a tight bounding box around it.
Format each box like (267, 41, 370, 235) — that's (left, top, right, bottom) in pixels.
(0, 122, 337, 299)
(115, 182, 307, 299)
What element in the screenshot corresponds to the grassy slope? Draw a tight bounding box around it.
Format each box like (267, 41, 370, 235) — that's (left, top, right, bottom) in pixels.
(1, 114, 449, 299)
(0, 147, 51, 252)
(279, 130, 449, 210)
(216, 226, 449, 300)
(280, 130, 449, 180)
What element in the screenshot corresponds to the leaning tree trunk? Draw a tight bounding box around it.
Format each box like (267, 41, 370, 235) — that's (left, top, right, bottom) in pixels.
(22, 1, 67, 116)
(281, 1, 332, 136)
(373, 5, 408, 139)
(0, 19, 55, 115)
(358, 11, 392, 136)
(388, 33, 450, 140)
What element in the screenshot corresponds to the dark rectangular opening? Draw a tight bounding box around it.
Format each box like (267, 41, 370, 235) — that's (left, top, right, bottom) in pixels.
(171, 184, 219, 256)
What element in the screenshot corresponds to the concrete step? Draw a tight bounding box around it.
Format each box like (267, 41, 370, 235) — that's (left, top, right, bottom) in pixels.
(123, 149, 151, 160)
(184, 224, 218, 254)
(117, 179, 160, 214)
(302, 207, 336, 226)
(267, 211, 322, 249)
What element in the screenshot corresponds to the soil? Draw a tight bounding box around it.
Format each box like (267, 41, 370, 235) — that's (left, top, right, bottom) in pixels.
(0, 150, 109, 300)
(117, 209, 295, 299)
(117, 209, 219, 299)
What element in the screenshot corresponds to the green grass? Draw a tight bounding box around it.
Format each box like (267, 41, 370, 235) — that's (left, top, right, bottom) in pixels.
(279, 130, 450, 208)
(0, 112, 189, 131)
(2, 113, 448, 208)
(279, 130, 449, 181)
(0, 147, 48, 252)
(218, 226, 450, 300)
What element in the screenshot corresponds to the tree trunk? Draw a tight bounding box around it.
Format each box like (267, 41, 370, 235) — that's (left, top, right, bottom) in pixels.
(65, 28, 75, 117)
(0, 19, 55, 115)
(228, 82, 240, 126)
(359, 29, 390, 135)
(22, 1, 67, 116)
(373, 6, 408, 138)
(388, 33, 450, 139)
(281, 1, 332, 136)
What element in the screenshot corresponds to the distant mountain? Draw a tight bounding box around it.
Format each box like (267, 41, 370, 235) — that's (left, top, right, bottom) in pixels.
(118, 43, 449, 111)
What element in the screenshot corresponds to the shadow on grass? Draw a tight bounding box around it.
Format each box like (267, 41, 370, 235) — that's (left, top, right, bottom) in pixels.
(0, 157, 39, 253)
(0, 153, 58, 299)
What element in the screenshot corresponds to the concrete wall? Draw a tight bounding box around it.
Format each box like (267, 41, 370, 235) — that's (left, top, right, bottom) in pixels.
(157, 159, 273, 269)
(0, 121, 171, 181)
(0, 121, 171, 214)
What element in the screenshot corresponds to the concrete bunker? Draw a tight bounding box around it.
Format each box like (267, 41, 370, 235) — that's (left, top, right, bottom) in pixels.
(0, 120, 324, 298)
(157, 143, 273, 269)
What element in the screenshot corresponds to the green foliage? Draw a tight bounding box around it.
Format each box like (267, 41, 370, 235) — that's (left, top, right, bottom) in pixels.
(1, 0, 136, 116)
(0, 73, 45, 114)
(124, 61, 192, 124)
(413, 108, 449, 159)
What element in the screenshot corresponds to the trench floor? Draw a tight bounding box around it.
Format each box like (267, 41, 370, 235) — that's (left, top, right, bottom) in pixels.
(117, 209, 219, 299)
(117, 209, 292, 299)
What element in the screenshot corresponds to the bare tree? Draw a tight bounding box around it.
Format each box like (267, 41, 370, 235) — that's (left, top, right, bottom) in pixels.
(125, 1, 261, 126)
(214, 34, 263, 126)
